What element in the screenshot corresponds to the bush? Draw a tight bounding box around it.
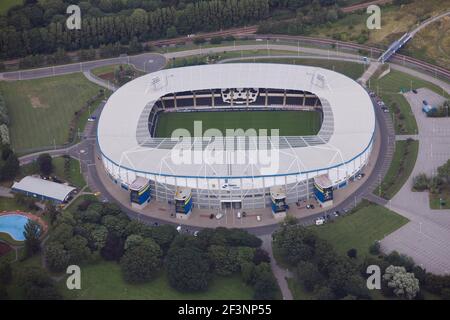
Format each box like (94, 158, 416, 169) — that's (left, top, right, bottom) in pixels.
(413, 173, 430, 191)
(347, 248, 357, 259)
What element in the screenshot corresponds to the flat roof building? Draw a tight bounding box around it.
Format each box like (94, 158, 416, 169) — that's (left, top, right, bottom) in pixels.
(12, 176, 76, 203)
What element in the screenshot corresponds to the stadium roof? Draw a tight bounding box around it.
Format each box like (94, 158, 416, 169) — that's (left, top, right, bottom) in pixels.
(12, 176, 76, 202)
(97, 63, 375, 179)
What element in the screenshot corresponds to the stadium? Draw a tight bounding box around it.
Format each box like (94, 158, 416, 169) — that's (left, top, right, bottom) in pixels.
(97, 63, 375, 217)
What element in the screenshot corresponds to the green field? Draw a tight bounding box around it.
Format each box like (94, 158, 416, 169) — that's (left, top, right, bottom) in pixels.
(313, 202, 409, 260)
(52, 157, 86, 189)
(155, 110, 321, 137)
(0, 73, 104, 153)
(0, 0, 22, 15)
(375, 139, 419, 200)
(369, 70, 448, 135)
(58, 261, 254, 300)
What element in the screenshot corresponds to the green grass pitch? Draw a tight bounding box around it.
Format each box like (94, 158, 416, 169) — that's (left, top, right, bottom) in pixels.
(155, 110, 321, 137)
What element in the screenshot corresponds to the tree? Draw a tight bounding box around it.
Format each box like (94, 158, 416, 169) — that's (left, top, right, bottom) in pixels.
(251, 262, 278, 300)
(0, 262, 12, 285)
(208, 245, 238, 276)
(253, 248, 270, 265)
(24, 220, 41, 256)
(100, 232, 125, 261)
(45, 203, 59, 225)
(166, 26, 178, 38)
(120, 239, 162, 283)
(385, 251, 415, 271)
(166, 246, 210, 292)
(273, 225, 316, 264)
(0, 144, 13, 161)
(147, 224, 178, 252)
(44, 242, 70, 272)
(383, 265, 420, 300)
(0, 153, 19, 181)
(347, 248, 357, 259)
(296, 261, 322, 292)
(65, 235, 91, 264)
(37, 153, 53, 176)
(20, 267, 61, 300)
(315, 286, 335, 300)
(124, 234, 144, 250)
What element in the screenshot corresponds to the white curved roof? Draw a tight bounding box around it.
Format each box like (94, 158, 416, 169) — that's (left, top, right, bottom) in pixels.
(97, 63, 375, 178)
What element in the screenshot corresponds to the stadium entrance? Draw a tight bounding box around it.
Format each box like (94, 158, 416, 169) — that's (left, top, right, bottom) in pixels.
(221, 200, 242, 210)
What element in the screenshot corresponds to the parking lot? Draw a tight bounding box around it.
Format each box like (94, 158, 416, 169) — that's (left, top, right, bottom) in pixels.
(381, 88, 450, 275)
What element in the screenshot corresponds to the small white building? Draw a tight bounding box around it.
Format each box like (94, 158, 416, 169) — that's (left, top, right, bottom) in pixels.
(12, 176, 76, 203)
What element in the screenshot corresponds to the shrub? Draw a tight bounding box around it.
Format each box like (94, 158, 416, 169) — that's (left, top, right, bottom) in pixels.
(369, 241, 381, 255)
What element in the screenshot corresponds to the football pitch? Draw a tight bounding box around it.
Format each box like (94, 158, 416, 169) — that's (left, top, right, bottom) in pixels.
(155, 110, 321, 137)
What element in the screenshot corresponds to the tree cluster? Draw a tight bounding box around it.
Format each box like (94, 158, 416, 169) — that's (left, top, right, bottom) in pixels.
(1, 0, 271, 60)
(273, 223, 371, 300)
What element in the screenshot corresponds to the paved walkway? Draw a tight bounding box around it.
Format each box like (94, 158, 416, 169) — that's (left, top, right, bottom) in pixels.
(381, 88, 450, 275)
(358, 61, 382, 85)
(260, 234, 293, 300)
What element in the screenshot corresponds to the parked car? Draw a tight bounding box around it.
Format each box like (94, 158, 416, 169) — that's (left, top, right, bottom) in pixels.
(412, 89, 418, 94)
(236, 211, 241, 219)
(306, 204, 315, 209)
(176, 225, 182, 233)
(215, 213, 223, 220)
(315, 218, 325, 226)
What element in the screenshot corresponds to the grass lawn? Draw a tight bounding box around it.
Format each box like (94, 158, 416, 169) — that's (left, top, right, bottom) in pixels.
(52, 157, 86, 189)
(155, 110, 321, 137)
(402, 14, 450, 70)
(0, 0, 22, 15)
(0, 197, 30, 212)
(0, 231, 23, 246)
(429, 186, 450, 209)
(58, 260, 254, 300)
(91, 64, 145, 86)
(375, 139, 419, 200)
(369, 70, 449, 135)
(312, 202, 409, 260)
(226, 57, 365, 80)
(64, 194, 98, 213)
(0, 73, 104, 153)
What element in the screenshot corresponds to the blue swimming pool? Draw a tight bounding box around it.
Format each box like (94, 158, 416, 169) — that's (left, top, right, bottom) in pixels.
(0, 214, 31, 241)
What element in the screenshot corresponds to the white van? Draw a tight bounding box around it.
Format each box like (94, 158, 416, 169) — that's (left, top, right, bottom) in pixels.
(315, 218, 325, 226)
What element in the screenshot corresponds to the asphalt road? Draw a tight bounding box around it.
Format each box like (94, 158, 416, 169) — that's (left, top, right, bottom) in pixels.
(0, 53, 166, 81)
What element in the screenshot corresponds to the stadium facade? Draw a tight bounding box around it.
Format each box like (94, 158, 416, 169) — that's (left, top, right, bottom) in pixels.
(97, 63, 375, 211)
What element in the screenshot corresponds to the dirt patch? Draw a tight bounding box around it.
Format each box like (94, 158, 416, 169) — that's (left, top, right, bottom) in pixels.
(29, 95, 48, 109)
